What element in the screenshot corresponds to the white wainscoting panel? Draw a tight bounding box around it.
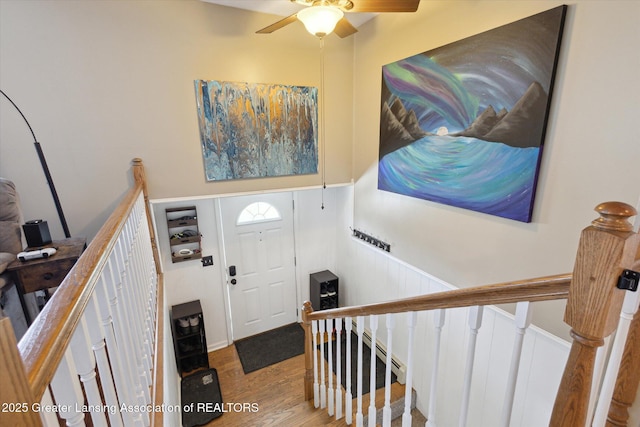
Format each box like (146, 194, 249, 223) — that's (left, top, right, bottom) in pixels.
(334, 230, 570, 427)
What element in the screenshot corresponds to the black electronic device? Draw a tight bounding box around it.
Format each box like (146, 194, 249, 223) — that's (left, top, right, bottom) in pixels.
(22, 219, 52, 247)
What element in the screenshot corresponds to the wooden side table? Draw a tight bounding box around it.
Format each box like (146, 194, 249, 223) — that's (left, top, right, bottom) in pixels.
(7, 237, 86, 325)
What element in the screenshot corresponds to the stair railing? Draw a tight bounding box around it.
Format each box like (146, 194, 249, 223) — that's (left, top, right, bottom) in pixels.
(303, 274, 571, 427)
(0, 158, 164, 427)
(302, 201, 640, 427)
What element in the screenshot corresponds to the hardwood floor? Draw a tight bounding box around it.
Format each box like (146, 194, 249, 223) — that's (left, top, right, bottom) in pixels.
(203, 344, 316, 426)
(199, 344, 417, 426)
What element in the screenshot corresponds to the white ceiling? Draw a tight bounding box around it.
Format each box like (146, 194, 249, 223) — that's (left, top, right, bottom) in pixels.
(200, 0, 377, 28)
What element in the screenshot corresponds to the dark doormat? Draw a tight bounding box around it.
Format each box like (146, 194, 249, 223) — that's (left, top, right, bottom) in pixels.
(321, 331, 397, 395)
(234, 322, 305, 374)
(181, 368, 223, 427)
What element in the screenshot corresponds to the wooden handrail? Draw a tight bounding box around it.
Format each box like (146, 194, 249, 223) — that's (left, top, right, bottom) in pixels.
(151, 274, 165, 427)
(18, 159, 148, 401)
(306, 273, 572, 322)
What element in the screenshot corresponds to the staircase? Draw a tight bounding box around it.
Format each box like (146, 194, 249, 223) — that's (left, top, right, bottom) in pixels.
(2, 157, 640, 426)
(302, 201, 640, 427)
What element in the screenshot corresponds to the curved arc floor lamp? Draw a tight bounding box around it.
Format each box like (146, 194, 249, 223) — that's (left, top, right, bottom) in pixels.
(0, 89, 71, 239)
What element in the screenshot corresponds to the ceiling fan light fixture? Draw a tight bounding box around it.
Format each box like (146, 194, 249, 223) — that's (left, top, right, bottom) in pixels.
(297, 6, 344, 38)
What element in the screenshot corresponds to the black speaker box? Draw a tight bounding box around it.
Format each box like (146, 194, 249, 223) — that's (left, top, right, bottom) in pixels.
(23, 220, 52, 248)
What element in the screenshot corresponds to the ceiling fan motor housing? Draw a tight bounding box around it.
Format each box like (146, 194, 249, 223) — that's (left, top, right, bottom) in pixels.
(293, 0, 354, 11)
(256, 0, 420, 37)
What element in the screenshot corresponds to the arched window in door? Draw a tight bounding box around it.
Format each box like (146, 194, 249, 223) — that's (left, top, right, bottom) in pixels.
(236, 201, 281, 225)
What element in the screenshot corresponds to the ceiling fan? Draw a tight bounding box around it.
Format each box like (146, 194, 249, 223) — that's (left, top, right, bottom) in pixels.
(256, 0, 420, 38)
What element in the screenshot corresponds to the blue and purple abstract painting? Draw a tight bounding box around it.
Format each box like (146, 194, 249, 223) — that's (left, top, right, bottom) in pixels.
(378, 6, 566, 222)
(195, 80, 318, 181)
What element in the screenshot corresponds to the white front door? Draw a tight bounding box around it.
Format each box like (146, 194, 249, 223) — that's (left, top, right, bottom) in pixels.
(220, 192, 297, 340)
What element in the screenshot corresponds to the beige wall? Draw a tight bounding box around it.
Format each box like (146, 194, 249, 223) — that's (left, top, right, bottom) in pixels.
(352, 0, 640, 338)
(0, 0, 353, 239)
(2, 0, 640, 339)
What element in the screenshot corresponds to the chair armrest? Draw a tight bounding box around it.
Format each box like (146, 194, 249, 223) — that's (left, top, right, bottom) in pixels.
(0, 252, 16, 276)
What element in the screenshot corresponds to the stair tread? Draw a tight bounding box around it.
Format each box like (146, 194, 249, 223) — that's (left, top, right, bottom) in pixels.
(306, 382, 407, 426)
(205, 345, 424, 426)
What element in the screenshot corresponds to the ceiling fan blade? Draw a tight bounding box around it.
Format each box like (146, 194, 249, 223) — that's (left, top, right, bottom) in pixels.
(256, 13, 299, 34)
(334, 18, 358, 38)
(349, 0, 420, 13)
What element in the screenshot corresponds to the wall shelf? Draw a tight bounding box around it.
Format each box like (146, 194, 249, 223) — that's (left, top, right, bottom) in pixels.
(166, 206, 202, 263)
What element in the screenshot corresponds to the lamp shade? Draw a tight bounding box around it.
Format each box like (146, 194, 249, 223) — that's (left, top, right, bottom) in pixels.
(297, 6, 344, 38)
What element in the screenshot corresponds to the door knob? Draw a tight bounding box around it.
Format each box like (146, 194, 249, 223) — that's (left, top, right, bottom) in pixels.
(231, 279, 237, 285)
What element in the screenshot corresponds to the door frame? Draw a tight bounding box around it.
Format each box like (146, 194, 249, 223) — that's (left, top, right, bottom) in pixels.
(214, 193, 301, 343)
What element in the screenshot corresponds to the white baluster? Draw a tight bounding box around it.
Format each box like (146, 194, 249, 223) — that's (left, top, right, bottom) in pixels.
(336, 317, 344, 420)
(328, 318, 335, 416)
(427, 309, 446, 427)
(50, 350, 86, 427)
(312, 320, 320, 408)
(84, 292, 124, 427)
(115, 239, 150, 418)
(459, 306, 484, 427)
(128, 230, 145, 339)
(39, 388, 60, 426)
(105, 252, 145, 426)
(96, 273, 134, 426)
(70, 318, 108, 427)
(121, 233, 152, 398)
(402, 311, 417, 427)
(320, 318, 327, 409)
(382, 313, 395, 427)
(346, 316, 353, 425)
(592, 288, 640, 426)
(137, 231, 156, 364)
(589, 336, 613, 425)
(122, 223, 151, 427)
(368, 314, 379, 427)
(500, 301, 532, 427)
(131, 231, 154, 377)
(356, 316, 365, 427)
(116, 238, 139, 367)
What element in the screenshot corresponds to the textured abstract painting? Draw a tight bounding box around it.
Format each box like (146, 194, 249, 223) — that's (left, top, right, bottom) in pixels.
(378, 6, 567, 222)
(195, 80, 318, 181)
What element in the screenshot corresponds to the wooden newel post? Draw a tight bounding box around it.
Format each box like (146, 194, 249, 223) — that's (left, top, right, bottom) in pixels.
(550, 202, 639, 426)
(302, 300, 314, 401)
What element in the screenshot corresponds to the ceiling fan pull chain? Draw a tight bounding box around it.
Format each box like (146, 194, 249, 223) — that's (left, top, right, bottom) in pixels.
(320, 37, 326, 210)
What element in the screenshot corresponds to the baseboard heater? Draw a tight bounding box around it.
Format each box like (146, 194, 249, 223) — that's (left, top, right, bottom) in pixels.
(352, 319, 407, 385)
